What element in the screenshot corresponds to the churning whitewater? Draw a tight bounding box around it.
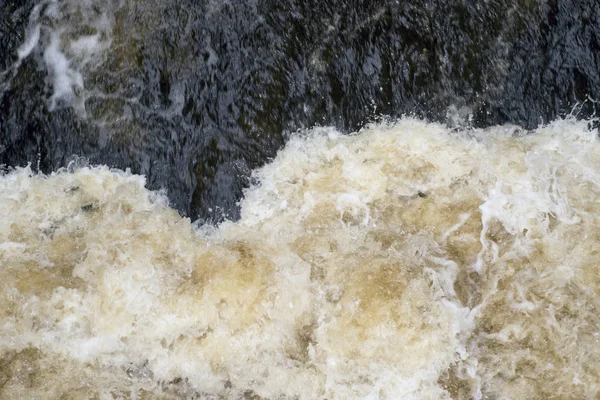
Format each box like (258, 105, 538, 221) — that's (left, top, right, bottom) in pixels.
(1, 118, 600, 399)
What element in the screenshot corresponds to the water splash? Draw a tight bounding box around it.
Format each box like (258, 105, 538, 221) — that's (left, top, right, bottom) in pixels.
(1, 118, 599, 399)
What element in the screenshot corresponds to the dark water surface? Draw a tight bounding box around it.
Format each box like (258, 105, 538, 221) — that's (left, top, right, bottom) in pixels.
(1, 0, 599, 222)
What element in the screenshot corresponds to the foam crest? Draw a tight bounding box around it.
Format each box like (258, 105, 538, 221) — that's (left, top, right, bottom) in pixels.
(1, 118, 599, 399)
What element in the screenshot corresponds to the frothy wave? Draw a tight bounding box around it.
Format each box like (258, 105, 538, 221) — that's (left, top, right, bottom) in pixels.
(1, 118, 599, 399)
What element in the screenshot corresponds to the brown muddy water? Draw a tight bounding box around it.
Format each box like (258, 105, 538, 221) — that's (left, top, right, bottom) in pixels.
(1, 1, 600, 399)
(2, 119, 600, 398)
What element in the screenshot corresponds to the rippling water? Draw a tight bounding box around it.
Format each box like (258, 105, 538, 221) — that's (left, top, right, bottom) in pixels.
(2, 0, 599, 220)
(1, 0, 600, 399)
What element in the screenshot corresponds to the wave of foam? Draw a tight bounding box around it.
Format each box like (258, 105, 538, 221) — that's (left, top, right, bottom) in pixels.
(1, 118, 599, 399)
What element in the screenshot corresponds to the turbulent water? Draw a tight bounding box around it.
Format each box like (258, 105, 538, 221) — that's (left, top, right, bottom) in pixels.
(2, 0, 599, 221)
(1, 118, 600, 399)
(2, 0, 600, 398)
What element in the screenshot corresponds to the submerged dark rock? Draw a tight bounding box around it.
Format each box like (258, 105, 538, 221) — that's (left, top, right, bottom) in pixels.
(1, 0, 599, 222)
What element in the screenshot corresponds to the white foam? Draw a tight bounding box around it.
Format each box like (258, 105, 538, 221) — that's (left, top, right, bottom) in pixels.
(1, 118, 600, 398)
(17, 24, 41, 61)
(43, 33, 84, 110)
(12, 0, 117, 113)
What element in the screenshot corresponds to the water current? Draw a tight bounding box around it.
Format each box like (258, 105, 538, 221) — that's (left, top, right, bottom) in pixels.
(1, 1, 600, 399)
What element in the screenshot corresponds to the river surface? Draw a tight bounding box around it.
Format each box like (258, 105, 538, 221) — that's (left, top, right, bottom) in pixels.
(1, 1, 600, 399)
